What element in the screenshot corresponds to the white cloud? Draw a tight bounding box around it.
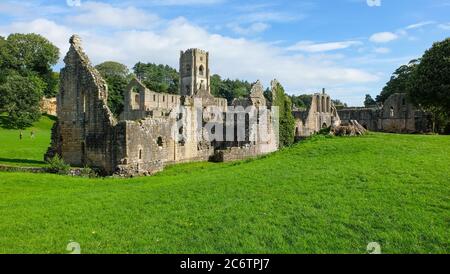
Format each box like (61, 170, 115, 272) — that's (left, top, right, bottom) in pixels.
(68, 1, 161, 29)
(366, 0, 381, 7)
(405, 21, 435, 30)
(373, 47, 390, 54)
(0, 3, 379, 105)
(0, 18, 73, 57)
(287, 40, 362, 53)
(228, 22, 270, 35)
(369, 32, 399, 43)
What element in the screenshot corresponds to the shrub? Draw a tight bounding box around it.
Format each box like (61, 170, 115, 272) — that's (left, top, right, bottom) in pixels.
(46, 155, 70, 174)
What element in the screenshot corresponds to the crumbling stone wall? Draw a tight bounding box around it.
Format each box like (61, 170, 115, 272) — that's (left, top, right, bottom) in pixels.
(293, 90, 341, 138)
(40, 97, 57, 116)
(45, 35, 125, 174)
(46, 35, 278, 176)
(338, 93, 432, 133)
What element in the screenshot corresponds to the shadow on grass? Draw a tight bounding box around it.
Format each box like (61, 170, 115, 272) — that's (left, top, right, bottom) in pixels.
(0, 157, 46, 165)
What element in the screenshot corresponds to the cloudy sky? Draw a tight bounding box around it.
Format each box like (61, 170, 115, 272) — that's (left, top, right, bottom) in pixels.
(0, 0, 449, 105)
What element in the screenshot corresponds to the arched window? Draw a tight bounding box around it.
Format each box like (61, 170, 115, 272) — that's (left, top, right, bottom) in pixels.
(321, 96, 325, 113)
(390, 107, 394, 117)
(135, 94, 140, 105)
(157, 137, 164, 147)
(316, 96, 321, 112)
(199, 65, 204, 76)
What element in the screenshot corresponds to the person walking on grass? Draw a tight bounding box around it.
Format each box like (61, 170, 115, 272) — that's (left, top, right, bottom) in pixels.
(19, 131, 23, 140)
(31, 130, 35, 139)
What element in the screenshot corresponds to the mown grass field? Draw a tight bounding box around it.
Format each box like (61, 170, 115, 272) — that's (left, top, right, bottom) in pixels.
(0, 114, 54, 167)
(0, 116, 449, 254)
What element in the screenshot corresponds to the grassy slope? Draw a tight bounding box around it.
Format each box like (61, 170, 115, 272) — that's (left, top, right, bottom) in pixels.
(0, 129, 449, 253)
(0, 114, 54, 167)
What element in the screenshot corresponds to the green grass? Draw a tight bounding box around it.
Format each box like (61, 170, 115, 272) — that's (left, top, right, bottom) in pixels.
(0, 114, 54, 167)
(0, 116, 449, 254)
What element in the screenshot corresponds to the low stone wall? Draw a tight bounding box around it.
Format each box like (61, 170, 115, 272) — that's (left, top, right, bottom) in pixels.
(211, 146, 259, 162)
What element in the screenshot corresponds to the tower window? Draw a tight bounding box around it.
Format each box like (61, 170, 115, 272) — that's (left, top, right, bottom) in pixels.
(199, 65, 204, 76)
(390, 107, 394, 117)
(139, 149, 142, 160)
(157, 137, 164, 147)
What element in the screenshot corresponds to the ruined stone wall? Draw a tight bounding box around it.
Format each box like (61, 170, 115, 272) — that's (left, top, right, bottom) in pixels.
(338, 93, 432, 133)
(40, 97, 57, 116)
(47, 35, 278, 176)
(293, 92, 340, 138)
(338, 108, 379, 131)
(45, 35, 125, 174)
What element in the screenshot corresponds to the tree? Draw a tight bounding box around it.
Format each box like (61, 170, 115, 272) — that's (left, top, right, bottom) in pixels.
(133, 62, 179, 94)
(210, 76, 252, 104)
(0, 74, 45, 129)
(376, 59, 419, 103)
(272, 82, 295, 148)
(95, 61, 131, 117)
(4, 33, 59, 97)
(96, 61, 130, 79)
(332, 99, 348, 110)
(409, 38, 450, 132)
(364, 94, 376, 107)
(290, 94, 313, 109)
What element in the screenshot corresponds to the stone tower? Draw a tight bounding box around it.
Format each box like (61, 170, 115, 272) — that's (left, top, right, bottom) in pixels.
(179, 48, 210, 96)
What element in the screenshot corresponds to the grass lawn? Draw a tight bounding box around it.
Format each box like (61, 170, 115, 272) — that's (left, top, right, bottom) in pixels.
(0, 114, 54, 167)
(0, 116, 449, 254)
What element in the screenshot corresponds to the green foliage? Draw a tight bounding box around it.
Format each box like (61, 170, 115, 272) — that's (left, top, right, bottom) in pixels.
(133, 62, 179, 94)
(2, 33, 59, 97)
(46, 155, 70, 174)
(210, 74, 252, 103)
(0, 74, 45, 129)
(409, 38, 450, 132)
(290, 94, 312, 109)
(95, 61, 131, 117)
(332, 99, 348, 110)
(364, 94, 376, 107)
(376, 59, 419, 103)
(0, 133, 449, 253)
(272, 82, 295, 148)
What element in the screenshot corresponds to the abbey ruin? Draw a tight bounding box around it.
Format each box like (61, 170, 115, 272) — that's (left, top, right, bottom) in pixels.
(45, 35, 279, 176)
(44, 35, 432, 176)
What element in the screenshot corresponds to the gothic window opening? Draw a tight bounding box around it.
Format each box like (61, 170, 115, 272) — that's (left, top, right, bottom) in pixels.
(157, 137, 164, 147)
(199, 65, 204, 76)
(390, 107, 394, 117)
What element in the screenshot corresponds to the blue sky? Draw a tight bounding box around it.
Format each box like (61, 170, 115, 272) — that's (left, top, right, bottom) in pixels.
(0, 0, 449, 105)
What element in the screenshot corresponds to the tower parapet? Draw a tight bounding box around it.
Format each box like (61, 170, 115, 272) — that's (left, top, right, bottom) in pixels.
(179, 48, 210, 96)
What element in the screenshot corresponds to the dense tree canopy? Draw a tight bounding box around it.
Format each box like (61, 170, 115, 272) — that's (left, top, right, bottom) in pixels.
(210, 74, 252, 103)
(2, 33, 59, 97)
(364, 94, 376, 107)
(409, 38, 450, 132)
(0, 74, 45, 129)
(376, 59, 419, 103)
(133, 62, 179, 94)
(0, 33, 60, 128)
(95, 61, 131, 117)
(290, 94, 312, 109)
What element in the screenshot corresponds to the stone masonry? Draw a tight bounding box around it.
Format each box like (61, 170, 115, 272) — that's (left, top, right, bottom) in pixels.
(45, 35, 278, 176)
